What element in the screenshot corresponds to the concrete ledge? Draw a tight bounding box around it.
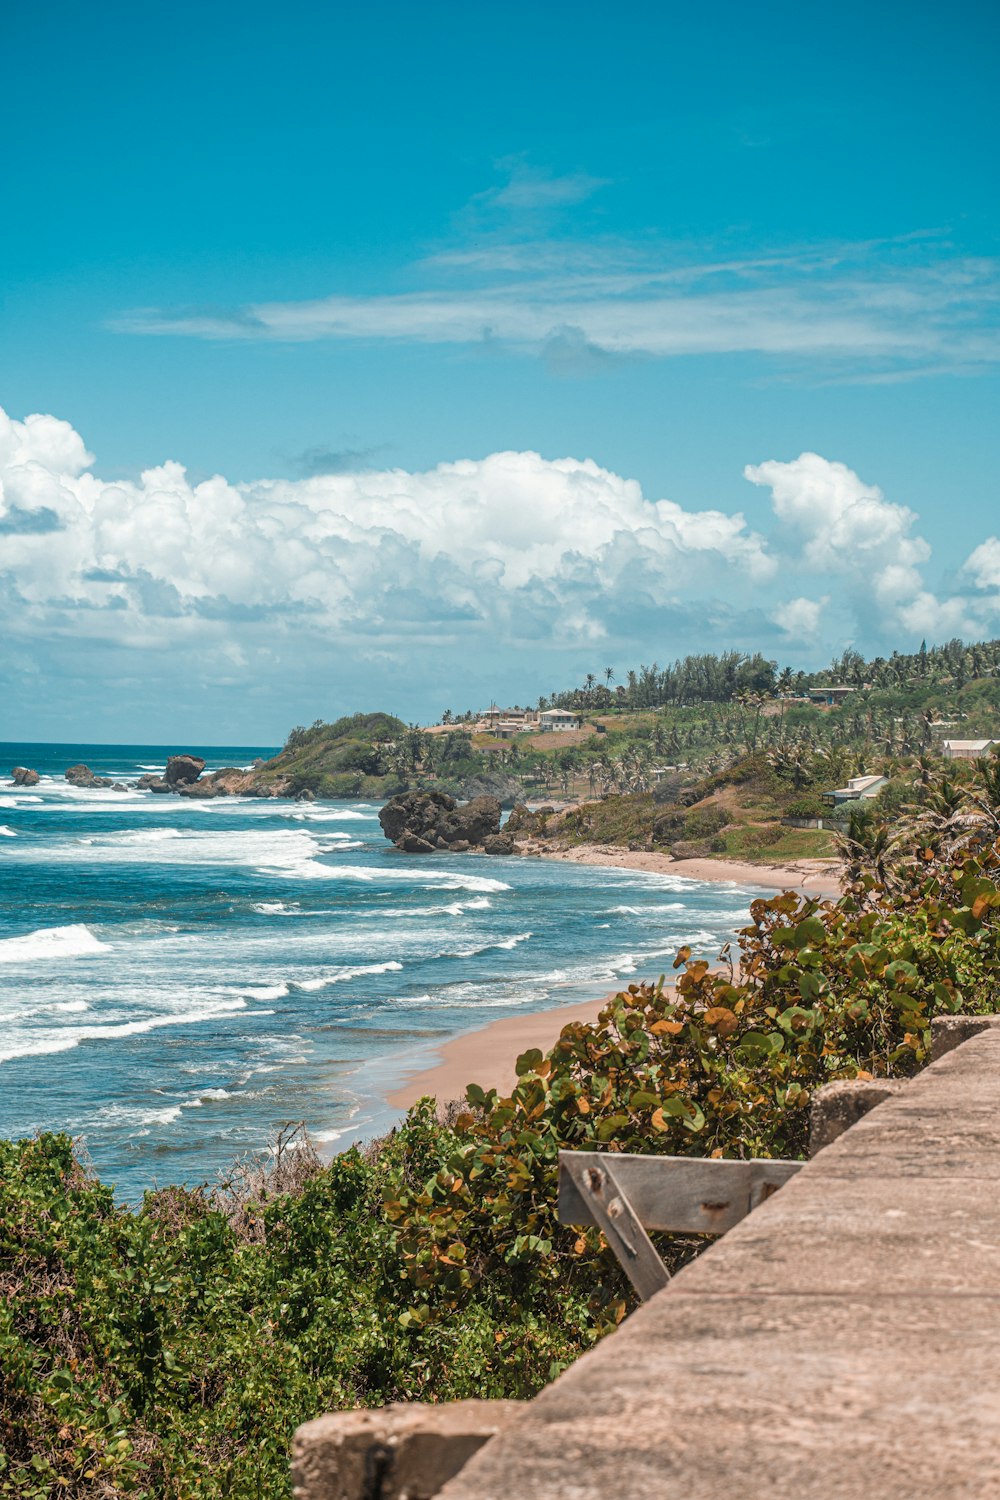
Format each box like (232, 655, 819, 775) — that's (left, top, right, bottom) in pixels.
(931, 1011, 1000, 1060)
(438, 1027, 1000, 1499)
(291, 1400, 521, 1500)
(809, 1077, 906, 1155)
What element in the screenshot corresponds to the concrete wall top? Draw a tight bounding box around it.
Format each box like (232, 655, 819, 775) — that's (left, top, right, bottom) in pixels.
(439, 1027, 1000, 1500)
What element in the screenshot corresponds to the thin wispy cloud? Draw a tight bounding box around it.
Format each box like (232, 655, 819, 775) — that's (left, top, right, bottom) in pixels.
(471, 158, 609, 213)
(113, 228, 1000, 378)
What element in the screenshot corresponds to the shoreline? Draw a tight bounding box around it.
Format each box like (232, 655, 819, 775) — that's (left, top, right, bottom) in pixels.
(386, 994, 617, 1109)
(515, 840, 843, 898)
(386, 846, 841, 1111)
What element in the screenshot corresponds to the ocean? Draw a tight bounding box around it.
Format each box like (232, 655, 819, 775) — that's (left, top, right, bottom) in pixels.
(0, 743, 762, 1198)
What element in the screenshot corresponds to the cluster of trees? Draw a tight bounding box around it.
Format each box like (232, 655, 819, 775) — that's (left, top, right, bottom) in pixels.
(6, 755, 1000, 1495)
(548, 636, 1000, 714)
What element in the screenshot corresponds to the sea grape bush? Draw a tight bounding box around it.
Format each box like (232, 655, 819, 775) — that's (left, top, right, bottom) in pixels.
(4, 760, 1000, 1498)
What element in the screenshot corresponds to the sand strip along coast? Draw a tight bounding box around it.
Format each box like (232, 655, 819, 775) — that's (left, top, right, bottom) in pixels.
(388, 849, 841, 1109)
(515, 842, 842, 898)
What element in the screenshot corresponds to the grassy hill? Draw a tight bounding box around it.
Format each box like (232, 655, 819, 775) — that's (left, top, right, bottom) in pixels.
(245, 712, 516, 801)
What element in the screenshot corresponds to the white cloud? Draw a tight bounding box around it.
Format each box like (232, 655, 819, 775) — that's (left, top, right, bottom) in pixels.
(964, 536, 1000, 590)
(743, 451, 939, 634)
(771, 596, 825, 640)
(743, 451, 930, 573)
(7, 403, 1000, 735)
(742, 451, 1000, 645)
(0, 406, 773, 663)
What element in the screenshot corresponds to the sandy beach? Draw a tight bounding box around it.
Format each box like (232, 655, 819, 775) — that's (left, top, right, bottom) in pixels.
(388, 845, 841, 1110)
(516, 841, 843, 899)
(387, 993, 615, 1108)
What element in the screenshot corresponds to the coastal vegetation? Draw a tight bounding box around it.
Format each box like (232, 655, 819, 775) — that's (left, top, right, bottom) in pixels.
(5, 751, 1000, 1496)
(255, 713, 498, 802)
(220, 638, 1000, 868)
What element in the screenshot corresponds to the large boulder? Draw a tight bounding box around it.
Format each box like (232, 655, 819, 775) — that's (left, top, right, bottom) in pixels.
(65, 764, 114, 789)
(379, 791, 504, 853)
(164, 754, 206, 785)
(482, 831, 516, 855)
(11, 766, 39, 786)
(379, 790, 455, 845)
(177, 779, 226, 798)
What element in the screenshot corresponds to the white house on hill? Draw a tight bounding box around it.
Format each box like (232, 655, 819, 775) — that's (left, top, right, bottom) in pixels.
(823, 773, 888, 807)
(942, 739, 999, 761)
(538, 708, 582, 731)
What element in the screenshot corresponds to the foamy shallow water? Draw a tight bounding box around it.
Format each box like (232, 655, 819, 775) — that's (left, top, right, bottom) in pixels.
(0, 741, 763, 1197)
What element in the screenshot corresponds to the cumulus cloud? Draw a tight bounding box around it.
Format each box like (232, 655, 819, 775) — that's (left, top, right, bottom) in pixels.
(771, 596, 825, 640)
(964, 537, 1000, 591)
(6, 403, 1000, 735)
(0, 405, 774, 669)
(743, 450, 942, 641)
(744, 451, 930, 576)
(745, 451, 1000, 646)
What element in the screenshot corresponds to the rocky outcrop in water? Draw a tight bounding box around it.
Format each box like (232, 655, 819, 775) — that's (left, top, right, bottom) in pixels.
(136, 754, 219, 796)
(379, 791, 506, 854)
(65, 764, 119, 790)
(165, 754, 206, 785)
(11, 766, 39, 786)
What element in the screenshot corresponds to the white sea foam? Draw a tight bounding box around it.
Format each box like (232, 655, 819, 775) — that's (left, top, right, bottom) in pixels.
(0, 924, 111, 964)
(446, 932, 532, 959)
(293, 960, 404, 991)
(0, 998, 248, 1063)
(253, 901, 300, 915)
(378, 895, 493, 920)
(331, 866, 510, 893)
(3, 819, 510, 890)
(0, 825, 16, 836)
(288, 808, 368, 822)
(243, 982, 291, 1001)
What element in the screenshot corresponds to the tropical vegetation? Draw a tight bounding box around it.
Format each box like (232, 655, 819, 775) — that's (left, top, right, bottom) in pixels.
(5, 752, 1000, 1496)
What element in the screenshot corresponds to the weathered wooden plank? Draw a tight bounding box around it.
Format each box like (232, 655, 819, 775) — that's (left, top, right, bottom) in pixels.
(559, 1153, 670, 1301)
(558, 1151, 802, 1236)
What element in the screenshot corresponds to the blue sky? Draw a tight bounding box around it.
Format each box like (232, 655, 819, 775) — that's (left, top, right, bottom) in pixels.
(2, 0, 999, 740)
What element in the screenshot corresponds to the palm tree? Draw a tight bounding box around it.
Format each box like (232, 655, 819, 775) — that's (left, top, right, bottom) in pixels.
(833, 812, 906, 896)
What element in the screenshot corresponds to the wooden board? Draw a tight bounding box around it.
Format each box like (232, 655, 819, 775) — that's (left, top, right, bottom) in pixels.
(558, 1151, 802, 1237)
(558, 1153, 671, 1301)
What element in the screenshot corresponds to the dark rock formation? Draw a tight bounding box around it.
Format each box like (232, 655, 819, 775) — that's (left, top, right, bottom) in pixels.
(11, 766, 39, 786)
(482, 832, 516, 855)
(134, 754, 211, 796)
(164, 754, 206, 785)
(177, 779, 226, 798)
(65, 764, 114, 789)
(379, 791, 504, 854)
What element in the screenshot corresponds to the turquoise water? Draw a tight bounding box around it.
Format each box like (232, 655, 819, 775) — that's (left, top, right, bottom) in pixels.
(0, 743, 762, 1197)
